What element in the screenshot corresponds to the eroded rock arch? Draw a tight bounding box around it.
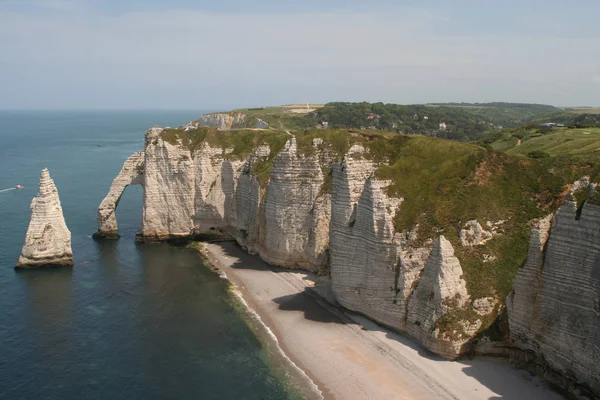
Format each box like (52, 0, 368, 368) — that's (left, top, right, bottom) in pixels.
(93, 152, 144, 239)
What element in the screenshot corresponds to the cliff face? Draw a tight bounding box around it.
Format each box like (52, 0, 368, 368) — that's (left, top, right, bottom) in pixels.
(16, 169, 73, 268)
(190, 134, 330, 271)
(96, 129, 496, 358)
(252, 137, 330, 268)
(96, 126, 599, 396)
(192, 112, 269, 130)
(195, 112, 247, 130)
(142, 127, 196, 240)
(327, 148, 481, 358)
(507, 196, 600, 395)
(101, 128, 330, 271)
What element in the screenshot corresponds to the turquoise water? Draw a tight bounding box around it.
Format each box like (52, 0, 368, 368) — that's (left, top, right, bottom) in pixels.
(0, 111, 303, 399)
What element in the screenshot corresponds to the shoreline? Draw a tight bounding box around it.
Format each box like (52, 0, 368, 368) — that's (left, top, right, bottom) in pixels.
(199, 241, 563, 400)
(227, 278, 325, 400)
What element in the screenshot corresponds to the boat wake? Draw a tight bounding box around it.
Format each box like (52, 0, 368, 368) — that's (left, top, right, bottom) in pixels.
(0, 188, 16, 193)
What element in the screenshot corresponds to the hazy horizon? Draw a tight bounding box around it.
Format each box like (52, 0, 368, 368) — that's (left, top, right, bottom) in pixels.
(0, 101, 597, 112)
(1, 0, 599, 109)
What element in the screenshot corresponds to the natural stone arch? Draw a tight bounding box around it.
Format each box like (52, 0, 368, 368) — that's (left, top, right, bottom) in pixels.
(93, 152, 144, 239)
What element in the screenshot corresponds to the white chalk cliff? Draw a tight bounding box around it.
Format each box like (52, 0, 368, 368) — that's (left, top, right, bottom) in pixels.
(191, 112, 269, 130)
(16, 169, 73, 268)
(96, 126, 600, 397)
(96, 129, 487, 357)
(507, 194, 600, 396)
(195, 112, 247, 130)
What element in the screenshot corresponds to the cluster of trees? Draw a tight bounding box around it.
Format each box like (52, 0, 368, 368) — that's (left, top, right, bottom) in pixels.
(305, 102, 496, 141)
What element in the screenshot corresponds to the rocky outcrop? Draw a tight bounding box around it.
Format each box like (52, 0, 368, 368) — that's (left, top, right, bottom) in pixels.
(506, 214, 553, 340)
(472, 297, 497, 316)
(327, 146, 480, 358)
(16, 169, 73, 268)
(94, 152, 144, 238)
(507, 198, 600, 396)
(406, 236, 474, 358)
(141, 127, 196, 241)
(195, 112, 247, 130)
(99, 130, 489, 358)
(459, 220, 493, 247)
(192, 112, 270, 131)
(105, 128, 332, 272)
(191, 143, 243, 234)
(329, 146, 407, 329)
(251, 137, 329, 269)
(255, 119, 269, 129)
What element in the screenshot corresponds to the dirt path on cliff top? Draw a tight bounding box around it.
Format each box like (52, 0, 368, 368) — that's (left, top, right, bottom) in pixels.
(203, 242, 563, 400)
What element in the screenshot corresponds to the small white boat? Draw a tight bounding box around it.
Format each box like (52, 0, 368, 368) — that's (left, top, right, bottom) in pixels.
(15, 185, 24, 190)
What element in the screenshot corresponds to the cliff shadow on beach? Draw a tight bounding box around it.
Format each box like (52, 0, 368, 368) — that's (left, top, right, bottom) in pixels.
(212, 240, 564, 400)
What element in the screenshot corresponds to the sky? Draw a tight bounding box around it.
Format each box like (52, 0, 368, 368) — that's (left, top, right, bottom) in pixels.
(0, 0, 599, 109)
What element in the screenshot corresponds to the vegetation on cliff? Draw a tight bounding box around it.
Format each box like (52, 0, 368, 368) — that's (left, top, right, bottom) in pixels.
(161, 127, 289, 159)
(369, 135, 594, 301)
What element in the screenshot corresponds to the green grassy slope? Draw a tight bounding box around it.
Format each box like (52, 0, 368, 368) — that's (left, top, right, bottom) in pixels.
(489, 126, 600, 158)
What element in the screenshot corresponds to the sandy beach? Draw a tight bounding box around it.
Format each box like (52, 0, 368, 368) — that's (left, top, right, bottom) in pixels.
(203, 241, 562, 400)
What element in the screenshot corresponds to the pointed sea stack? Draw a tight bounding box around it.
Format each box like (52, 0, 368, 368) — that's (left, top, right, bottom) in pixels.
(15, 169, 73, 269)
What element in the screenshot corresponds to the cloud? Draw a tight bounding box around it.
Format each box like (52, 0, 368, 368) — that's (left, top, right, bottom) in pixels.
(0, 5, 599, 108)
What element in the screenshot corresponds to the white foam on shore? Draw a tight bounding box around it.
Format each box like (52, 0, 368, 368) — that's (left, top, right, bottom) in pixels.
(221, 271, 324, 400)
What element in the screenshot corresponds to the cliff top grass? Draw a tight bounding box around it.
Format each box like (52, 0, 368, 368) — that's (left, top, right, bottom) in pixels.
(161, 126, 291, 187)
(160, 127, 289, 160)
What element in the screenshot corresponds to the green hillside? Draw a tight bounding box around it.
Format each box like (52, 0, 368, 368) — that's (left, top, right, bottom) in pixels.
(426, 102, 562, 127)
(487, 126, 600, 159)
(306, 102, 495, 141)
(199, 102, 504, 141)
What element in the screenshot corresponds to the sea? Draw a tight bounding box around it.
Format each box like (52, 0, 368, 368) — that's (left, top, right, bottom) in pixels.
(0, 110, 312, 400)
